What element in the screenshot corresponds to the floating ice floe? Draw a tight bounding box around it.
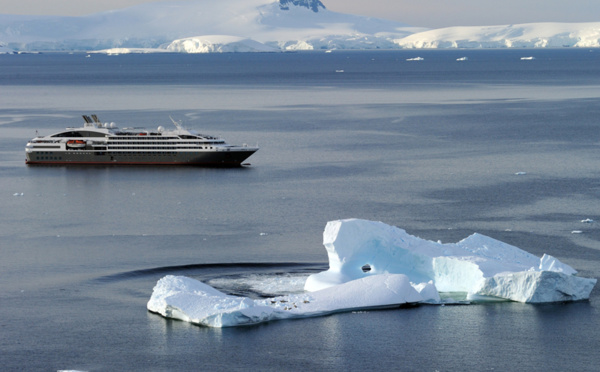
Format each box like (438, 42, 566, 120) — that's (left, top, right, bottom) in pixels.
(406, 57, 424, 61)
(581, 218, 594, 223)
(147, 273, 436, 327)
(148, 219, 596, 327)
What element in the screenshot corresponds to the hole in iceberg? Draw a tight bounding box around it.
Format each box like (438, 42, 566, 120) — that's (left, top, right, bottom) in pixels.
(361, 264, 372, 273)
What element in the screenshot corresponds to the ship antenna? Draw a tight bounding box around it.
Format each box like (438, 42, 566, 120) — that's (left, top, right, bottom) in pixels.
(170, 116, 184, 131)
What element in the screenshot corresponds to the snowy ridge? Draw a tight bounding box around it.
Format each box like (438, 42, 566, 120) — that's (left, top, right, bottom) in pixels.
(147, 219, 596, 327)
(395, 22, 600, 48)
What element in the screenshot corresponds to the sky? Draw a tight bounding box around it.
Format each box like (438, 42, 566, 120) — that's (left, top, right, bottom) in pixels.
(0, 0, 599, 28)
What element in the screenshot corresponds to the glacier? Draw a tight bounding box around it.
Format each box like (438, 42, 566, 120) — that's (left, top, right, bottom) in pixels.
(147, 219, 596, 327)
(3, 0, 598, 52)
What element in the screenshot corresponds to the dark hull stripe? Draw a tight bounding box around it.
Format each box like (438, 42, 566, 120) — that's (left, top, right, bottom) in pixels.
(25, 161, 246, 166)
(26, 149, 257, 166)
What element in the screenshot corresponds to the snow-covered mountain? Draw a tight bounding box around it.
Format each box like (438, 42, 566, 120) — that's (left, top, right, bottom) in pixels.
(0, 0, 417, 52)
(0, 0, 599, 53)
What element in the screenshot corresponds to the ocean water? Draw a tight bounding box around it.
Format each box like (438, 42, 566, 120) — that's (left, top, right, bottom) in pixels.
(1, 49, 600, 371)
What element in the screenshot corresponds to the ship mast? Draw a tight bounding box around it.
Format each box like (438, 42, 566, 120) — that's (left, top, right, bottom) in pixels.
(170, 116, 185, 132)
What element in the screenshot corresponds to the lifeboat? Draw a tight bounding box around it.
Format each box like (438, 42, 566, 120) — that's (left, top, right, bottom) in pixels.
(66, 140, 86, 149)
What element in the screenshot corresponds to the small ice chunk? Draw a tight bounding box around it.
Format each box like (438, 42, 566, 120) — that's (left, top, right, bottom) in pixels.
(412, 281, 441, 303)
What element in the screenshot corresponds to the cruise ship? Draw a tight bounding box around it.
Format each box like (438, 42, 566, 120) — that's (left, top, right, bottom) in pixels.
(25, 115, 258, 166)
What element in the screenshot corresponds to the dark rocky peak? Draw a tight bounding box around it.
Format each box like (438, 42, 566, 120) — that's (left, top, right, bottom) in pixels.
(279, 0, 326, 12)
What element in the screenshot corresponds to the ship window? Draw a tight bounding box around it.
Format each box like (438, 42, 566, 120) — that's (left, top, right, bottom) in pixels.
(52, 130, 106, 138)
(81, 131, 105, 137)
(52, 131, 82, 138)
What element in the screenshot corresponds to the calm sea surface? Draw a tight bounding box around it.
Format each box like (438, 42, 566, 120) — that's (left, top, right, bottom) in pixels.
(1, 49, 600, 371)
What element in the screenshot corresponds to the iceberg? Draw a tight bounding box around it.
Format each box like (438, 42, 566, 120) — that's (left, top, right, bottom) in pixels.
(147, 219, 596, 327)
(305, 219, 596, 303)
